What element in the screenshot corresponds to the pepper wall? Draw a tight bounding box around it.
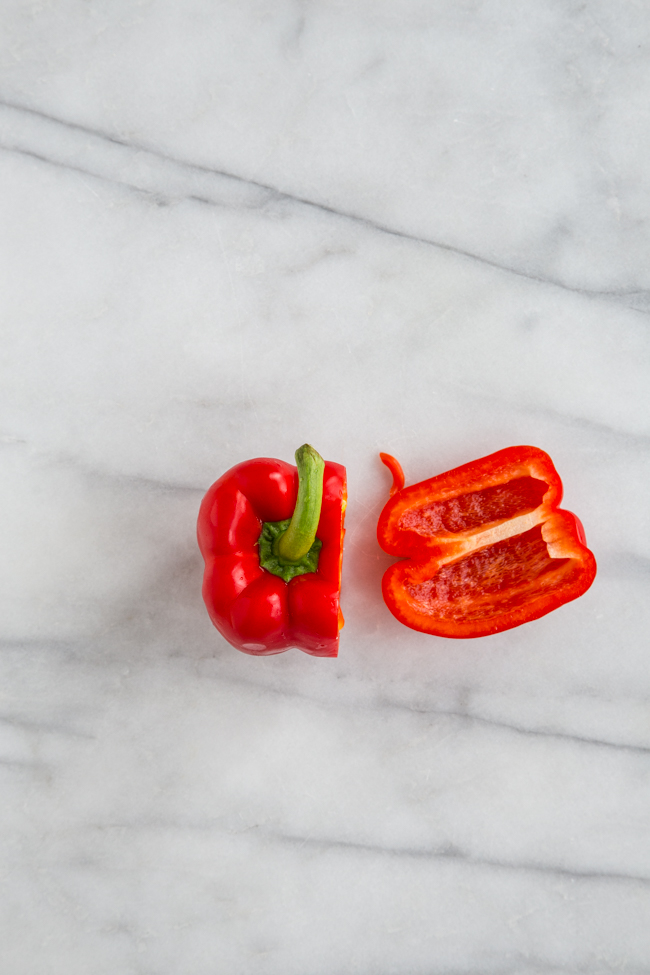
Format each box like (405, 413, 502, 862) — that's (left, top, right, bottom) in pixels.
(1, 3, 649, 973)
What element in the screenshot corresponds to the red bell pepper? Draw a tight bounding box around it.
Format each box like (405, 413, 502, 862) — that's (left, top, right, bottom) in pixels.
(198, 445, 346, 656)
(377, 446, 596, 638)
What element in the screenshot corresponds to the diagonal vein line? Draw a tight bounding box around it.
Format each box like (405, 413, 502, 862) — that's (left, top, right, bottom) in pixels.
(76, 818, 650, 887)
(1, 97, 649, 311)
(211, 672, 650, 757)
(267, 829, 650, 885)
(2, 144, 145, 196)
(408, 706, 650, 756)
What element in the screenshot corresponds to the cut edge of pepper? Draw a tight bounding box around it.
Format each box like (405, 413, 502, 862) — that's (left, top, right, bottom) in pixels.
(376, 447, 597, 638)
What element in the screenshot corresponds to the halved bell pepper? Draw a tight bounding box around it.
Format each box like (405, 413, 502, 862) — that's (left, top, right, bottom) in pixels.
(377, 446, 596, 638)
(197, 445, 346, 656)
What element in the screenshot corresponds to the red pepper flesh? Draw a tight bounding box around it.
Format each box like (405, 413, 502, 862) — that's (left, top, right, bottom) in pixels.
(377, 446, 596, 638)
(198, 448, 346, 656)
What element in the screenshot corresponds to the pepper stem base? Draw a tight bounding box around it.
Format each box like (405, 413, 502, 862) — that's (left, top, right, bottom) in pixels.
(258, 519, 323, 582)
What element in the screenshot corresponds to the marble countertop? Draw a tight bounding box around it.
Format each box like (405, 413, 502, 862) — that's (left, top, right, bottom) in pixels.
(2, 3, 649, 973)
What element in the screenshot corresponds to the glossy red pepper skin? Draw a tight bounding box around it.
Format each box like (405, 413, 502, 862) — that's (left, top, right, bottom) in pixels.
(198, 457, 346, 656)
(377, 446, 596, 638)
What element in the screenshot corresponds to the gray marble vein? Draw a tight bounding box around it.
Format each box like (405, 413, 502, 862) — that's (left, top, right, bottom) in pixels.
(3, 98, 650, 314)
(267, 829, 650, 886)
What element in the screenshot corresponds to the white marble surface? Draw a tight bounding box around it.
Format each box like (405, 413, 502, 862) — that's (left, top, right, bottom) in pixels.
(1, 2, 650, 972)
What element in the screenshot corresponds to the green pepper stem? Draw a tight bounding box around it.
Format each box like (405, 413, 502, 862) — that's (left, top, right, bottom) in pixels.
(275, 444, 325, 563)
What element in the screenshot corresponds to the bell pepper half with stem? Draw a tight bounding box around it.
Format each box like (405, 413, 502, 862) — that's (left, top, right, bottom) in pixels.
(377, 446, 596, 638)
(198, 444, 346, 656)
